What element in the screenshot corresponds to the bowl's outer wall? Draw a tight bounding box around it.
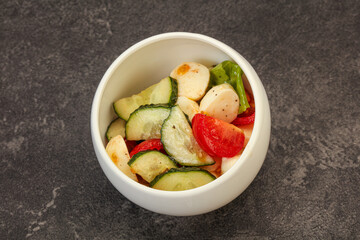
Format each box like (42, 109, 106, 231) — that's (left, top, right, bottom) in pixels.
(91, 33, 271, 216)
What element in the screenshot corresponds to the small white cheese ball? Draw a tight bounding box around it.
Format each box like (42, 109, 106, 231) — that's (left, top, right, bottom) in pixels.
(176, 96, 200, 121)
(200, 83, 239, 123)
(170, 62, 210, 101)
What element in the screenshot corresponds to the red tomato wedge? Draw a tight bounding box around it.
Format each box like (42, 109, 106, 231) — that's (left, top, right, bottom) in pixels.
(232, 103, 255, 126)
(125, 139, 138, 153)
(129, 139, 164, 157)
(232, 112, 255, 126)
(192, 114, 245, 158)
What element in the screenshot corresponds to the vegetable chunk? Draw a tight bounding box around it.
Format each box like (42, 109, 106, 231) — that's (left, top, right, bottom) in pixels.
(170, 62, 210, 101)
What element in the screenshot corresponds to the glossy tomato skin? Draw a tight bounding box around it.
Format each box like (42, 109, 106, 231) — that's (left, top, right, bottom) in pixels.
(232, 103, 255, 126)
(192, 114, 245, 158)
(125, 140, 138, 153)
(232, 112, 255, 126)
(129, 139, 164, 157)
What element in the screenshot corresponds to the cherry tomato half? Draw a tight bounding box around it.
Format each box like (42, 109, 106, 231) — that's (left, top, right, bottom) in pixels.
(192, 114, 245, 158)
(232, 103, 255, 126)
(232, 112, 255, 126)
(129, 139, 164, 157)
(125, 139, 138, 153)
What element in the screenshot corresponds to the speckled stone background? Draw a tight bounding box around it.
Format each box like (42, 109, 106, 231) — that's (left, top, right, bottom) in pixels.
(1, 0, 359, 239)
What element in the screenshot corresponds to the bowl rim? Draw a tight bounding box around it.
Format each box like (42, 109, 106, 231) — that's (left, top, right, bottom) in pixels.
(91, 32, 266, 197)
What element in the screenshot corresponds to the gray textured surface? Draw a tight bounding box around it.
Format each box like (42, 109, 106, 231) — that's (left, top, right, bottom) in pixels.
(1, 0, 359, 239)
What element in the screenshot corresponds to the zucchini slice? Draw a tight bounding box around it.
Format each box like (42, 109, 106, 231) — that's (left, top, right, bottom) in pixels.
(128, 150, 177, 183)
(113, 77, 178, 120)
(150, 167, 216, 191)
(161, 106, 215, 166)
(125, 104, 170, 141)
(106, 118, 126, 141)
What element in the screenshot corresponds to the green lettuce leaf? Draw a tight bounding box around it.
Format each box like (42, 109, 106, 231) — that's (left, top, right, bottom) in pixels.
(210, 61, 250, 114)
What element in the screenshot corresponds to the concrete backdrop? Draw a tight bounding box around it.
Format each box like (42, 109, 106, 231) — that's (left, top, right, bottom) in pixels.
(1, 0, 359, 239)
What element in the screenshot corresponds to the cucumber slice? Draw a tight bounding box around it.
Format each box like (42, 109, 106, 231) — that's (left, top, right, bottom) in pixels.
(114, 77, 178, 120)
(106, 118, 126, 141)
(161, 106, 215, 166)
(128, 150, 177, 183)
(150, 167, 216, 191)
(125, 104, 170, 141)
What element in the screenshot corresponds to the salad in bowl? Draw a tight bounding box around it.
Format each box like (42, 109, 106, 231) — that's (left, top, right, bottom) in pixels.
(105, 60, 255, 191)
(91, 32, 270, 215)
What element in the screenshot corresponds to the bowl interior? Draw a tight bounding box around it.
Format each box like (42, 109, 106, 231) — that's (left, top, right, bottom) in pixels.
(98, 36, 252, 146)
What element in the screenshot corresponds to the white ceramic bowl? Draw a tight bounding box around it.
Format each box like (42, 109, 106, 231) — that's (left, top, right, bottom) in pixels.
(91, 32, 271, 216)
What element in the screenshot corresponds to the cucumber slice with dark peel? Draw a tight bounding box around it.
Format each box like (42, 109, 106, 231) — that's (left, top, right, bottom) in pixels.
(150, 167, 216, 191)
(113, 77, 178, 120)
(161, 106, 215, 166)
(106, 118, 126, 141)
(128, 150, 177, 183)
(125, 104, 170, 141)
